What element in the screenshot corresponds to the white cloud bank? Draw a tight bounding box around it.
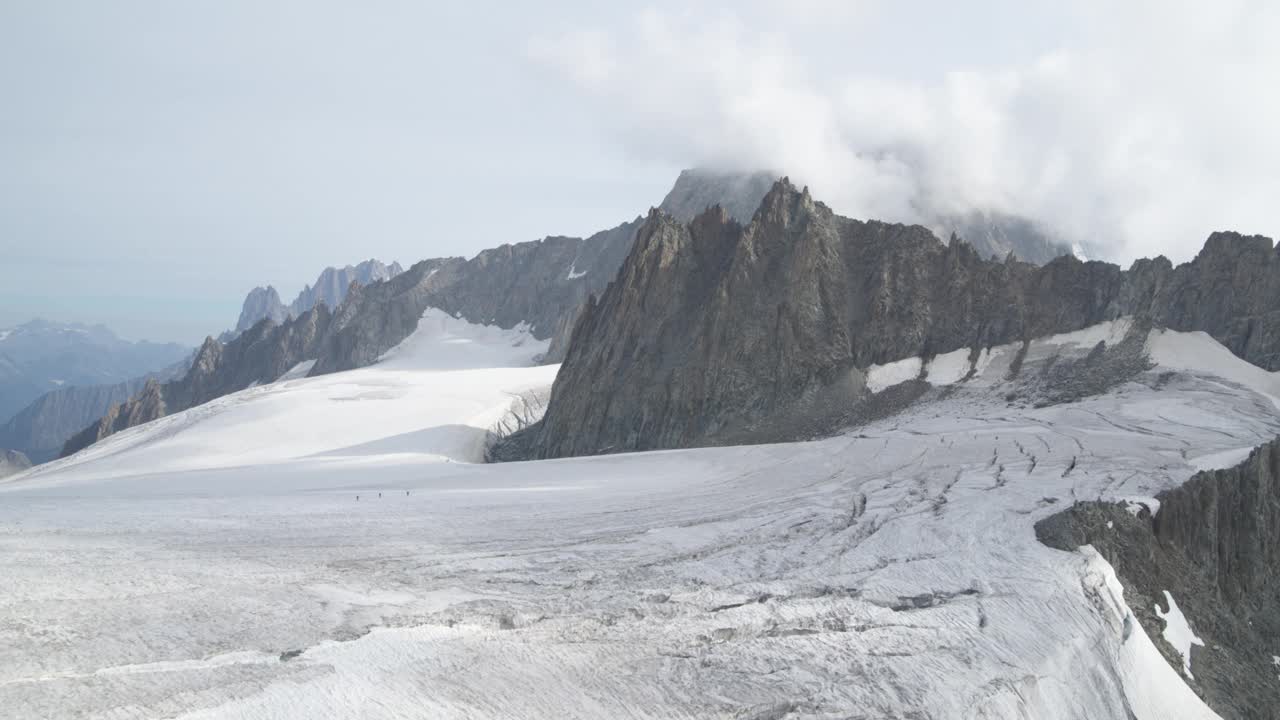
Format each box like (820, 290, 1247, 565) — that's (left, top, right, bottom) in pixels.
(530, 0, 1280, 264)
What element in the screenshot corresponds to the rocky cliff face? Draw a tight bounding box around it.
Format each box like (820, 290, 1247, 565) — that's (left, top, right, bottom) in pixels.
(510, 180, 1279, 460)
(0, 448, 31, 479)
(1137, 232, 1280, 370)
(1036, 438, 1280, 719)
(62, 306, 332, 457)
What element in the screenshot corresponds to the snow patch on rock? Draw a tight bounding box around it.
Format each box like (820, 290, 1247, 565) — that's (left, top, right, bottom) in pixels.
(924, 348, 971, 386)
(1122, 497, 1161, 517)
(1154, 590, 1205, 679)
(1147, 328, 1280, 409)
(866, 356, 922, 392)
(1081, 547, 1222, 719)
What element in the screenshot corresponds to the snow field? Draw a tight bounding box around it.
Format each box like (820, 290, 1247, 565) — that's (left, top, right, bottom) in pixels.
(4, 316, 1278, 718)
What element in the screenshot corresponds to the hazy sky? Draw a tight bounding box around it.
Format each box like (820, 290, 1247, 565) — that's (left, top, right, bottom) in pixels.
(3, 1, 1277, 343)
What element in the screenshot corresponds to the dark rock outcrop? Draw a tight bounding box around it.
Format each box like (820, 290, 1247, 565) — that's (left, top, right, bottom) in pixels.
(513, 180, 1280, 460)
(1134, 232, 1280, 370)
(0, 448, 31, 479)
(1036, 438, 1280, 719)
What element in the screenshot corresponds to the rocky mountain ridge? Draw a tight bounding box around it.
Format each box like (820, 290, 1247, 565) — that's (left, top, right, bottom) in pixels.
(234, 259, 404, 333)
(505, 179, 1280, 460)
(59, 220, 642, 457)
(58, 170, 767, 456)
(660, 169, 1078, 265)
(59, 170, 1100, 459)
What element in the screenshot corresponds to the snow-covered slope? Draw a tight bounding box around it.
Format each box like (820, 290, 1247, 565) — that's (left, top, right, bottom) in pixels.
(12, 309, 553, 489)
(3, 319, 1276, 719)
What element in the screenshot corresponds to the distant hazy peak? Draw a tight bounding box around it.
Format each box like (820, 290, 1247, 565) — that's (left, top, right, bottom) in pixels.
(234, 286, 289, 333)
(657, 168, 780, 224)
(234, 259, 404, 335)
(929, 209, 1075, 266)
(0, 318, 120, 346)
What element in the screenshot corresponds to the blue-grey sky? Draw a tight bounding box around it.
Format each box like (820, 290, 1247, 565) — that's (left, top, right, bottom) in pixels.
(3, 1, 1277, 343)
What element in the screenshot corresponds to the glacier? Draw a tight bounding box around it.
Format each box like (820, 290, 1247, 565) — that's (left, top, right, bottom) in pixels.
(3, 312, 1276, 719)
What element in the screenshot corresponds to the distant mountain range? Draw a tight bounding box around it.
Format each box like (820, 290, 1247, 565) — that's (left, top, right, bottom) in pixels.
(0, 319, 189, 426)
(0, 360, 189, 465)
(0, 261, 402, 467)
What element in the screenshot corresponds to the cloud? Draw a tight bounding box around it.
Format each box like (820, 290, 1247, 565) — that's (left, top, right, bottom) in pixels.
(529, 1, 1280, 264)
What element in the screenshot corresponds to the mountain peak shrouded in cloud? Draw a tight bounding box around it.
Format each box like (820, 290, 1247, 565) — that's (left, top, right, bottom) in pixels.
(530, 2, 1280, 265)
(657, 168, 780, 223)
(656, 168, 1076, 263)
